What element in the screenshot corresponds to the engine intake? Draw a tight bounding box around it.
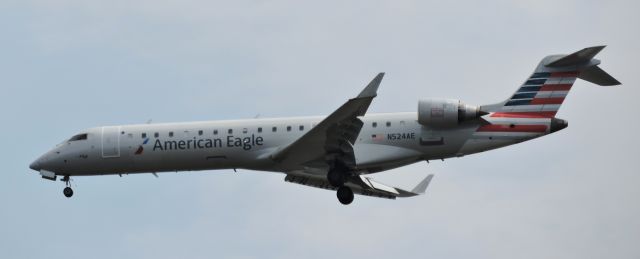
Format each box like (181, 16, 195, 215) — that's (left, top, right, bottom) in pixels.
(418, 99, 485, 128)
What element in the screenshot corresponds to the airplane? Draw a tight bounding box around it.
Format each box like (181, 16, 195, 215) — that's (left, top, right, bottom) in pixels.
(29, 46, 620, 205)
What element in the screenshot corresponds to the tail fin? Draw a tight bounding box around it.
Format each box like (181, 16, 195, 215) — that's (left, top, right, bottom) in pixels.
(486, 46, 620, 118)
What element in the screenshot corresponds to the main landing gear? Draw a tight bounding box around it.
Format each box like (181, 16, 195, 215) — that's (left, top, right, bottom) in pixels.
(336, 186, 354, 205)
(328, 168, 354, 205)
(61, 175, 73, 198)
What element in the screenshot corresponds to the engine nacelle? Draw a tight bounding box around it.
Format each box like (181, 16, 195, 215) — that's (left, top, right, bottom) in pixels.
(418, 99, 484, 128)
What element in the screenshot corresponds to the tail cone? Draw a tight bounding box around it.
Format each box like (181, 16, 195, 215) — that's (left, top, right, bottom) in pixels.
(550, 118, 568, 133)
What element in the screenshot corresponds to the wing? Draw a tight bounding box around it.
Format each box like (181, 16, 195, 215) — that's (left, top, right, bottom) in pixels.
(285, 171, 434, 199)
(270, 73, 385, 170)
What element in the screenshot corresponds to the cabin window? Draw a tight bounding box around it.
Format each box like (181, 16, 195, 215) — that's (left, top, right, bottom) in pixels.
(386, 121, 391, 127)
(372, 122, 377, 128)
(258, 127, 262, 133)
(228, 129, 233, 134)
(400, 121, 405, 126)
(299, 125, 304, 131)
(287, 126, 292, 132)
(142, 133, 147, 138)
(214, 129, 218, 135)
(198, 130, 203, 136)
(169, 132, 174, 137)
(69, 133, 88, 142)
(127, 133, 133, 138)
(154, 132, 159, 138)
(243, 128, 248, 134)
(272, 127, 277, 132)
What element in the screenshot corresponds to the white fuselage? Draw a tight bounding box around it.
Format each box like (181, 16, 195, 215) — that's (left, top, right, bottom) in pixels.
(30, 112, 555, 177)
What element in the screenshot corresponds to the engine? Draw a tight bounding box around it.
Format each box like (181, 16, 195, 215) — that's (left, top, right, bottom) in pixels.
(418, 99, 485, 128)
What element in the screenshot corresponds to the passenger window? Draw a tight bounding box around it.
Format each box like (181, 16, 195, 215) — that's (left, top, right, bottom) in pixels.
(386, 121, 391, 127)
(214, 129, 218, 135)
(142, 133, 147, 138)
(287, 126, 291, 132)
(243, 128, 248, 134)
(228, 129, 233, 134)
(372, 122, 377, 128)
(258, 127, 262, 133)
(400, 121, 405, 126)
(299, 125, 304, 131)
(169, 132, 174, 137)
(198, 130, 203, 136)
(272, 127, 277, 132)
(154, 132, 159, 138)
(69, 133, 88, 141)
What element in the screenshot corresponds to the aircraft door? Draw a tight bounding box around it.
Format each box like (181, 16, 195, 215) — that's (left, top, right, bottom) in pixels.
(102, 126, 121, 158)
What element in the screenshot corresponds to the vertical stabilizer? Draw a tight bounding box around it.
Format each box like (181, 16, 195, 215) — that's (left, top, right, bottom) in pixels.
(484, 46, 620, 117)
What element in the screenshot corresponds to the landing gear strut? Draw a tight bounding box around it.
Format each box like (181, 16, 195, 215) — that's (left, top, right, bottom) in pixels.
(327, 161, 354, 204)
(327, 160, 350, 187)
(336, 186, 354, 205)
(62, 175, 73, 198)
(327, 169, 346, 187)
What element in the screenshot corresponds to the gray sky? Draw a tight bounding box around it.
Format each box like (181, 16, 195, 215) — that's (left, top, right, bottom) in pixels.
(1, 1, 639, 258)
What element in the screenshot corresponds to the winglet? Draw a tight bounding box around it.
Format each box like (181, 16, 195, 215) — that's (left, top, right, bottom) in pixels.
(411, 174, 434, 194)
(357, 72, 385, 98)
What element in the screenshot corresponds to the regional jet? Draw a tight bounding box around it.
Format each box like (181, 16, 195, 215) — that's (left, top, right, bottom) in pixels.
(29, 46, 620, 204)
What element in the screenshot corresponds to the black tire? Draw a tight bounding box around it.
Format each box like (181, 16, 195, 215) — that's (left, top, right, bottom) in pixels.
(63, 187, 73, 198)
(336, 186, 354, 205)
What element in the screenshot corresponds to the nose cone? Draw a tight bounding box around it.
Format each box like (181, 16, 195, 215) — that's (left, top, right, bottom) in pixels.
(29, 159, 41, 171)
(550, 118, 568, 133)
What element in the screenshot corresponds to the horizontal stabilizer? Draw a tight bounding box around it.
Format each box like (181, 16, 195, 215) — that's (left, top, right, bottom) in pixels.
(578, 65, 621, 86)
(546, 46, 606, 67)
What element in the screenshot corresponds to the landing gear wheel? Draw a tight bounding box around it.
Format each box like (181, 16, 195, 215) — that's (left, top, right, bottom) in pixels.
(62, 175, 73, 198)
(63, 187, 73, 198)
(336, 186, 354, 205)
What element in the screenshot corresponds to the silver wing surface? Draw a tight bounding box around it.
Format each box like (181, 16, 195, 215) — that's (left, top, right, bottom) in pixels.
(270, 73, 385, 171)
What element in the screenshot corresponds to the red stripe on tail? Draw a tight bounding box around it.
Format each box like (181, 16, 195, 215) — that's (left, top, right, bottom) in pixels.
(531, 97, 564, 105)
(540, 84, 572, 91)
(530, 97, 565, 105)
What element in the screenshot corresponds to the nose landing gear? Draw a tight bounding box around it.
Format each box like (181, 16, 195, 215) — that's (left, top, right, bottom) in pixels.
(61, 175, 73, 198)
(63, 187, 73, 197)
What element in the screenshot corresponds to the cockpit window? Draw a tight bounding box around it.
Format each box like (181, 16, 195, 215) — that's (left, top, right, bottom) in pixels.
(69, 133, 88, 142)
